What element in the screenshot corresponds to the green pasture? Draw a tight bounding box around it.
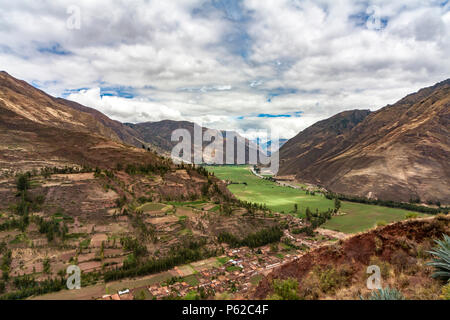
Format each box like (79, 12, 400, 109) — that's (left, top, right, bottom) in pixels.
(322, 202, 425, 234)
(205, 165, 333, 215)
(205, 165, 425, 234)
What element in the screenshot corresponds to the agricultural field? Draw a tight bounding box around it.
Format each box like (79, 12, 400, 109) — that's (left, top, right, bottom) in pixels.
(138, 203, 171, 213)
(205, 165, 424, 234)
(322, 202, 425, 233)
(205, 165, 334, 214)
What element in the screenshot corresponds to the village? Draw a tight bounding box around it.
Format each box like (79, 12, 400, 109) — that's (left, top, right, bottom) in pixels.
(100, 227, 341, 300)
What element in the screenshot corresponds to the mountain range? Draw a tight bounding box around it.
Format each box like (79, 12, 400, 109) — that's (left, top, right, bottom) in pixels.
(278, 79, 450, 203)
(0, 71, 260, 174)
(1, 71, 448, 203)
(125, 120, 263, 164)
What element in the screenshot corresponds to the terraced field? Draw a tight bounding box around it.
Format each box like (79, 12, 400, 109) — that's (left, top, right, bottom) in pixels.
(205, 165, 424, 234)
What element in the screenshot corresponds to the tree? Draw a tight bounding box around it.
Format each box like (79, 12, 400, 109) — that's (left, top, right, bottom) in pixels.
(201, 183, 209, 196)
(43, 258, 51, 274)
(305, 207, 312, 221)
(294, 204, 298, 213)
(100, 241, 105, 261)
(334, 198, 341, 212)
(1, 249, 12, 281)
(16, 174, 30, 192)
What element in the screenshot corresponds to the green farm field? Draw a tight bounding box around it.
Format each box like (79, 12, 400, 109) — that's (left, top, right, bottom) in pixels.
(205, 165, 425, 234)
(322, 202, 425, 233)
(206, 165, 334, 214)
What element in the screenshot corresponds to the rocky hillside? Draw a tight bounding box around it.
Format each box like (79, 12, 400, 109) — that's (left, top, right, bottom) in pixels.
(278, 110, 371, 174)
(253, 215, 450, 300)
(0, 71, 238, 199)
(55, 98, 145, 148)
(278, 80, 450, 204)
(0, 72, 263, 171)
(0, 71, 168, 174)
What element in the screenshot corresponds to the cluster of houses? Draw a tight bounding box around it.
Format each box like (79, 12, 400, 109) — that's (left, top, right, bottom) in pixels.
(102, 289, 133, 300)
(99, 213, 337, 300)
(101, 245, 308, 300)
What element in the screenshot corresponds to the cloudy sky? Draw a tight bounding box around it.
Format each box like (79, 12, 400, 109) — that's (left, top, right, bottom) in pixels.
(1, 0, 449, 139)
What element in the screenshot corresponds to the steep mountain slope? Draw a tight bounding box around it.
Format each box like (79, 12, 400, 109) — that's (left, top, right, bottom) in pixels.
(278, 80, 450, 203)
(55, 98, 145, 148)
(0, 71, 162, 173)
(0, 71, 125, 143)
(279, 110, 371, 173)
(127, 120, 264, 163)
(0, 71, 264, 171)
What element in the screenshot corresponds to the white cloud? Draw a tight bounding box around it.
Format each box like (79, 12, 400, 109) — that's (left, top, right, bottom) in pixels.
(0, 0, 449, 139)
(67, 88, 182, 123)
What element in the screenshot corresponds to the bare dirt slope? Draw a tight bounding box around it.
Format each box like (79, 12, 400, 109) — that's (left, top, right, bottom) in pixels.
(253, 215, 450, 300)
(0, 71, 165, 173)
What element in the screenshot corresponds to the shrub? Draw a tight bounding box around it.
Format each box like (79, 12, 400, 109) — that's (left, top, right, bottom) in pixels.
(298, 273, 321, 300)
(292, 226, 315, 237)
(405, 212, 419, 219)
(363, 287, 405, 300)
(316, 266, 350, 294)
(376, 220, 387, 227)
(391, 250, 415, 272)
(268, 278, 299, 300)
(441, 283, 450, 300)
(369, 256, 391, 279)
(427, 234, 450, 282)
(374, 237, 383, 254)
(415, 242, 432, 260)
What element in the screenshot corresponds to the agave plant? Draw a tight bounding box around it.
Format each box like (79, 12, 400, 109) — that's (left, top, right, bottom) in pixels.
(427, 234, 450, 282)
(363, 287, 405, 300)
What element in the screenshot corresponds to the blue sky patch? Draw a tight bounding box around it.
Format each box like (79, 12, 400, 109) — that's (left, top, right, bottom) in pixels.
(31, 79, 60, 90)
(349, 10, 388, 30)
(257, 113, 292, 118)
(266, 87, 298, 102)
(238, 111, 303, 119)
(100, 86, 135, 99)
(37, 42, 71, 55)
(61, 88, 91, 98)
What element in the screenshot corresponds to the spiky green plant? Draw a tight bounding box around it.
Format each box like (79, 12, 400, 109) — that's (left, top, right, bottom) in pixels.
(427, 234, 450, 283)
(363, 287, 405, 300)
